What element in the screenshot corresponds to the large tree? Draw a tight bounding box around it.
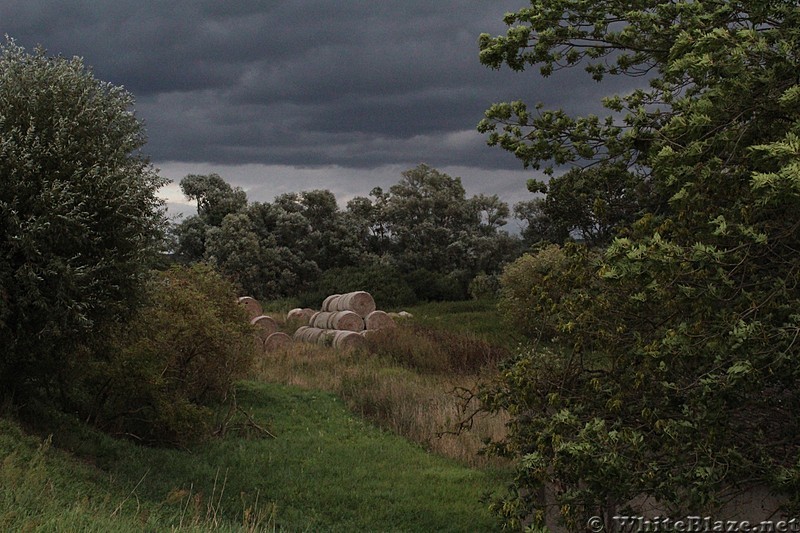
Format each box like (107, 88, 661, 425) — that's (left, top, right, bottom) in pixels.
(347, 164, 519, 286)
(0, 39, 167, 399)
(478, 1, 800, 529)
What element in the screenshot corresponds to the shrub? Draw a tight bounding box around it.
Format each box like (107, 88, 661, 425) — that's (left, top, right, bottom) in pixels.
(467, 272, 500, 300)
(405, 268, 469, 302)
(75, 264, 257, 446)
(0, 39, 167, 401)
(498, 244, 569, 340)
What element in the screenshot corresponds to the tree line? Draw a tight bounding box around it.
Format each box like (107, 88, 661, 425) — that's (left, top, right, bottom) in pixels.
(170, 165, 523, 305)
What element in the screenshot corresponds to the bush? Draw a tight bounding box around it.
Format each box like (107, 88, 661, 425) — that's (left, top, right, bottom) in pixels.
(75, 264, 257, 446)
(497, 244, 570, 342)
(0, 39, 166, 401)
(468, 272, 500, 300)
(405, 268, 469, 302)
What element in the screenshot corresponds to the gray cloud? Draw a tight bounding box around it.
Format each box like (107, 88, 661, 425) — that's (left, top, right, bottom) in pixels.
(3, 0, 641, 210)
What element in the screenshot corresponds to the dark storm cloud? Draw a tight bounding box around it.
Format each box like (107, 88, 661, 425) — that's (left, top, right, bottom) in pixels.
(2, 0, 641, 205)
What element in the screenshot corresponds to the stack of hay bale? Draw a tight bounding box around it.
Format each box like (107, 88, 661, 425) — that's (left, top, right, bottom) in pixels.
(237, 296, 292, 353)
(293, 291, 396, 350)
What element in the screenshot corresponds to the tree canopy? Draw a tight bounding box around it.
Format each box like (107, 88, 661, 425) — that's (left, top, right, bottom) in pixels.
(478, 1, 800, 528)
(173, 165, 520, 302)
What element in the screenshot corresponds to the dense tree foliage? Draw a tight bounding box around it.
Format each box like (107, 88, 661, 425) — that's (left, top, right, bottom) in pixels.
(181, 173, 247, 227)
(480, 0, 800, 529)
(347, 164, 521, 299)
(521, 164, 651, 247)
(0, 39, 167, 400)
(171, 173, 248, 261)
(173, 165, 521, 302)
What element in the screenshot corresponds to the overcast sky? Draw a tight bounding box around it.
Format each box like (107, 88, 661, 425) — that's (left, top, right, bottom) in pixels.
(3, 1, 617, 226)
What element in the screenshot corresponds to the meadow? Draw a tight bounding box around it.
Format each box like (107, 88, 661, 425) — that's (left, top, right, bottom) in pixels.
(1, 300, 515, 531)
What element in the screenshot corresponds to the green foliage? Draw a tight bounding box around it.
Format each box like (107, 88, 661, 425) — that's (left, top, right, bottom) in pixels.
(404, 298, 523, 350)
(170, 173, 248, 263)
(170, 214, 209, 262)
(180, 173, 247, 227)
(514, 197, 570, 247)
(172, 167, 522, 303)
(499, 244, 573, 342)
(0, 39, 167, 400)
(478, 0, 800, 528)
(405, 267, 470, 302)
(173, 180, 369, 299)
(519, 165, 652, 247)
(347, 164, 522, 301)
(76, 264, 257, 446)
(300, 262, 418, 309)
(468, 272, 500, 300)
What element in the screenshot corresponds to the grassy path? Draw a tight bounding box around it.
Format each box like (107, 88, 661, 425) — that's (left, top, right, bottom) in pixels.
(1, 381, 504, 531)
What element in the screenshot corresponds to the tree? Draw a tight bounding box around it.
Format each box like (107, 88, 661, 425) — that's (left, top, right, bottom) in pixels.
(522, 164, 650, 247)
(478, 1, 800, 529)
(344, 164, 521, 300)
(170, 173, 248, 262)
(170, 215, 208, 262)
(204, 207, 320, 300)
(0, 39, 167, 400)
(513, 197, 569, 246)
(272, 190, 363, 272)
(171, 175, 366, 299)
(180, 173, 247, 227)
(384, 164, 518, 276)
(345, 188, 392, 258)
(381, 164, 476, 273)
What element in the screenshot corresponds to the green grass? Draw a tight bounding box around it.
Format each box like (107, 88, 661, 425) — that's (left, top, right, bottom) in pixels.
(406, 298, 527, 350)
(2, 380, 504, 532)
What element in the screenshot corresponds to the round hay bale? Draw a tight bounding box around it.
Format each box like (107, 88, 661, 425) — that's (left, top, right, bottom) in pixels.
(238, 296, 263, 319)
(359, 328, 381, 340)
(334, 291, 376, 317)
(293, 326, 310, 340)
(318, 329, 337, 346)
(264, 332, 292, 352)
(387, 312, 401, 318)
(322, 294, 341, 312)
(312, 311, 335, 329)
(299, 327, 317, 342)
(305, 327, 326, 344)
(332, 330, 366, 350)
(364, 310, 395, 330)
(250, 315, 278, 339)
(330, 310, 365, 332)
(287, 308, 315, 322)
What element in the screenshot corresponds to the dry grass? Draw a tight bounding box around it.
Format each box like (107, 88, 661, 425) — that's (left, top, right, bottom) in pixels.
(251, 341, 509, 468)
(363, 325, 509, 374)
